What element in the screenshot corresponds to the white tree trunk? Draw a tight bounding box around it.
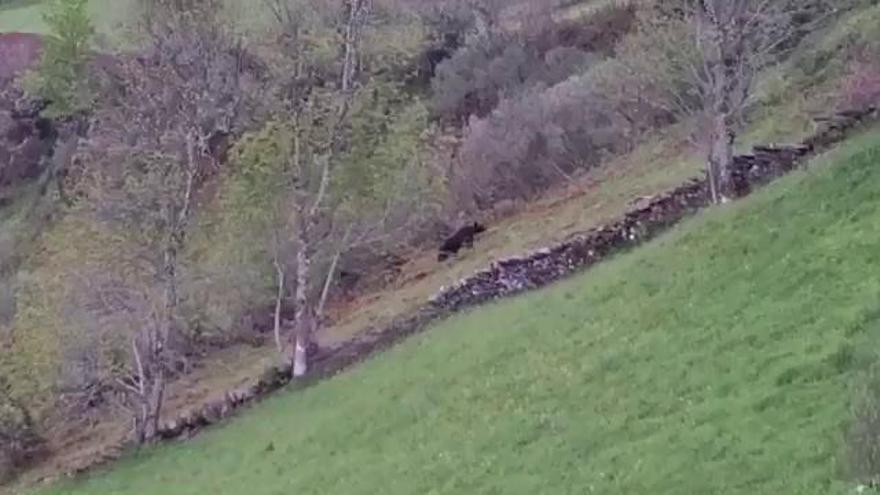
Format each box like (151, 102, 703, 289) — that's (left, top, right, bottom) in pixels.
(717, 124, 735, 203)
(293, 334, 308, 377)
(290, 214, 314, 378)
(341, 0, 370, 93)
(143, 365, 165, 441)
(708, 113, 735, 204)
(698, 3, 738, 205)
(273, 257, 285, 355)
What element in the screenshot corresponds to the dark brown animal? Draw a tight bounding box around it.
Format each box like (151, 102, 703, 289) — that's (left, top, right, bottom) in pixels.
(438, 222, 487, 262)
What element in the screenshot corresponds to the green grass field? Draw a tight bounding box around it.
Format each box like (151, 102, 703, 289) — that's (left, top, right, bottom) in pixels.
(0, 0, 134, 35)
(34, 131, 880, 495)
(0, 0, 47, 33)
(0, 0, 284, 46)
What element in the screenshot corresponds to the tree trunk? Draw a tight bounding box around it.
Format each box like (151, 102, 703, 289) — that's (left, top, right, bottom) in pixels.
(134, 398, 148, 445)
(143, 364, 165, 441)
(290, 216, 314, 378)
(707, 113, 734, 204)
(717, 121, 735, 203)
(292, 331, 310, 378)
(131, 365, 165, 443)
(698, 2, 746, 204)
(341, 0, 370, 93)
(273, 257, 285, 355)
(134, 244, 177, 443)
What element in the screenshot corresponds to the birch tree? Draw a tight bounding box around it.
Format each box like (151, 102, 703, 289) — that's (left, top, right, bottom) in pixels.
(604, 1, 834, 203)
(240, 0, 435, 377)
(76, 4, 258, 442)
(260, 0, 372, 377)
(681, 0, 834, 202)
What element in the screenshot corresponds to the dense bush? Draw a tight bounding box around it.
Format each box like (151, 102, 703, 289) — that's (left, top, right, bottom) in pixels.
(429, 1, 636, 124)
(589, 10, 699, 140)
(522, 2, 636, 56)
(840, 45, 880, 109)
(430, 35, 535, 123)
(430, 38, 603, 124)
(441, 4, 694, 209)
(457, 73, 627, 206)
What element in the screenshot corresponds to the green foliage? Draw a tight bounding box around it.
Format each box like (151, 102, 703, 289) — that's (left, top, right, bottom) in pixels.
(227, 121, 295, 224)
(0, 0, 137, 37)
(337, 85, 431, 213)
(772, 3, 880, 96)
(2, 213, 135, 424)
(361, 5, 427, 81)
(34, 131, 880, 495)
(591, 9, 700, 121)
(98, 152, 192, 253)
(3, 269, 65, 424)
(182, 79, 437, 336)
(182, 214, 276, 336)
(225, 77, 434, 226)
(181, 123, 294, 335)
(22, 0, 95, 118)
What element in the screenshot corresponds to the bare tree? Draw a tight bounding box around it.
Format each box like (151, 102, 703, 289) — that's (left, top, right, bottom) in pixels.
(77, 5, 258, 442)
(681, 0, 834, 202)
(256, 0, 372, 377)
(249, 0, 437, 377)
(289, 1, 382, 378)
(606, 1, 836, 203)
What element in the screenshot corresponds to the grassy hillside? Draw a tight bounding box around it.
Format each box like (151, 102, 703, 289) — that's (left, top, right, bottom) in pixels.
(34, 131, 880, 495)
(0, 0, 268, 38)
(0, 1, 48, 33)
(0, 0, 135, 35)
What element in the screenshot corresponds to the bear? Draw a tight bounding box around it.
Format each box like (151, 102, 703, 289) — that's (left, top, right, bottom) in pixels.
(438, 222, 487, 262)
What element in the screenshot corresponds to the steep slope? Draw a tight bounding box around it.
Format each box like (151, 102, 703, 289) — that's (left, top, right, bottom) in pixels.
(36, 131, 880, 495)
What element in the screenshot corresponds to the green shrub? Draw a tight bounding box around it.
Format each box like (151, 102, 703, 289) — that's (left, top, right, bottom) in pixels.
(22, 0, 95, 118)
